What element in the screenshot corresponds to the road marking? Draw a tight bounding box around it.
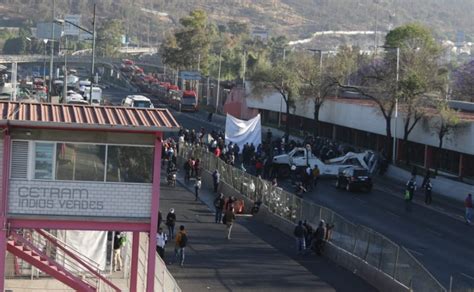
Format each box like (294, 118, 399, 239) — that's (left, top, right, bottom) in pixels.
(461, 273, 474, 280)
(425, 228, 442, 237)
(406, 248, 424, 256)
(354, 197, 366, 204)
(385, 210, 400, 218)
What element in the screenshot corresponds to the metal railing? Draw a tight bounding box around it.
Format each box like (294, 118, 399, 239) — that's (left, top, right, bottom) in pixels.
(450, 273, 474, 292)
(136, 232, 181, 292)
(9, 229, 120, 291)
(180, 143, 447, 292)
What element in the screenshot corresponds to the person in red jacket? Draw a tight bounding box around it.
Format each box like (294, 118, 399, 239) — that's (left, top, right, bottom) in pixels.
(465, 193, 473, 225)
(214, 147, 221, 157)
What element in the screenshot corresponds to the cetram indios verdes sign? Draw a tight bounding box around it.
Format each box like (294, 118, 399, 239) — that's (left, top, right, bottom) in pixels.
(8, 180, 152, 218)
(17, 186, 104, 210)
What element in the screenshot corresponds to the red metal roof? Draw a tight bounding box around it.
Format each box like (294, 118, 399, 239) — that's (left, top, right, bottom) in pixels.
(0, 101, 180, 132)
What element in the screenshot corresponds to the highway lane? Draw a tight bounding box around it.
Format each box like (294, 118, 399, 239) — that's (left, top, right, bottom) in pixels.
(102, 87, 474, 287)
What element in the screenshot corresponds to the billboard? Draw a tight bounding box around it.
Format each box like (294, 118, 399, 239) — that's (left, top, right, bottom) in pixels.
(36, 22, 63, 41)
(179, 70, 202, 80)
(64, 14, 81, 36)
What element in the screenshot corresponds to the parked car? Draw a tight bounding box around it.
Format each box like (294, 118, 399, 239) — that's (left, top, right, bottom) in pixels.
(335, 166, 373, 192)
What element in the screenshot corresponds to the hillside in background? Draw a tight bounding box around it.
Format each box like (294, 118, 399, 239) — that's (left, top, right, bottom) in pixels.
(0, 0, 473, 46)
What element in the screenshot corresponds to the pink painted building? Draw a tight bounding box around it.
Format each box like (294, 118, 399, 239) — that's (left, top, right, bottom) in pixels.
(223, 85, 259, 120)
(0, 102, 180, 291)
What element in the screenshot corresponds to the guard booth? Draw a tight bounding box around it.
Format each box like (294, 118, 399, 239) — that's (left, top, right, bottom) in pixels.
(0, 101, 179, 291)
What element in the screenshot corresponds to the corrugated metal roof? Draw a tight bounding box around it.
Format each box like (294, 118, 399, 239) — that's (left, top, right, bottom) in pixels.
(0, 101, 180, 132)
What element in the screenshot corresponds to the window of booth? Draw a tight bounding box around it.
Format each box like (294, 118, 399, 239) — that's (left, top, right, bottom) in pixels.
(106, 145, 153, 183)
(56, 143, 106, 181)
(34, 142, 55, 180)
(22, 141, 153, 183)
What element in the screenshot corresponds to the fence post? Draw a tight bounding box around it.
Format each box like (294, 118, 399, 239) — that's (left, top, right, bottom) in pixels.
(377, 240, 384, 270)
(351, 226, 358, 254)
(448, 275, 453, 292)
(393, 246, 399, 279)
(363, 232, 371, 261)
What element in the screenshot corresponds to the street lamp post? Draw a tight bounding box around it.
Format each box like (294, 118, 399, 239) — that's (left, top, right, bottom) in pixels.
(215, 48, 222, 114)
(55, 4, 96, 104)
(379, 46, 400, 163)
(43, 39, 48, 82)
(278, 47, 287, 128)
(48, 0, 55, 102)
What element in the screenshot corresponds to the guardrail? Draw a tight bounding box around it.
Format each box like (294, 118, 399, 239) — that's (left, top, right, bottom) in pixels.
(179, 143, 447, 292)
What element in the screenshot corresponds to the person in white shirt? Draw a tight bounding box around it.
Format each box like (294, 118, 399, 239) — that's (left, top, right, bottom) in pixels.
(156, 227, 168, 260)
(194, 178, 202, 201)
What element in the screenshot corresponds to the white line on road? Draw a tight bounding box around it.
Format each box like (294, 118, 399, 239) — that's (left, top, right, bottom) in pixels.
(425, 228, 442, 237)
(354, 197, 367, 204)
(385, 210, 400, 218)
(461, 273, 474, 280)
(406, 248, 424, 256)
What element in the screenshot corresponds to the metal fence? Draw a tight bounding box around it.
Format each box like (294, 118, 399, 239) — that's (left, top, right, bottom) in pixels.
(450, 273, 474, 292)
(180, 143, 446, 292)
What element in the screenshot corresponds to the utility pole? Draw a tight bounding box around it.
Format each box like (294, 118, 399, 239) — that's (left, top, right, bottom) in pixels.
(48, 0, 55, 102)
(393, 47, 400, 163)
(215, 49, 222, 114)
(242, 50, 247, 86)
(63, 36, 68, 102)
(278, 47, 287, 128)
(43, 39, 48, 82)
(196, 54, 201, 99)
(89, 3, 96, 105)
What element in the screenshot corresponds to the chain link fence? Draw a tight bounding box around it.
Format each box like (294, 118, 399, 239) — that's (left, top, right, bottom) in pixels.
(180, 143, 447, 292)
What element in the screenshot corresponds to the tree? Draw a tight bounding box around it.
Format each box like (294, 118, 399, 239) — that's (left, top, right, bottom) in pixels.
(452, 60, 474, 102)
(96, 19, 123, 57)
(253, 56, 302, 137)
(342, 24, 445, 163)
(160, 9, 214, 76)
(3, 37, 27, 54)
(430, 100, 462, 174)
(296, 46, 363, 136)
(385, 24, 448, 164)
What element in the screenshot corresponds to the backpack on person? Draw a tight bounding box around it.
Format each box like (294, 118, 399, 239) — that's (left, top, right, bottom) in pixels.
(179, 233, 188, 248)
(119, 234, 127, 247)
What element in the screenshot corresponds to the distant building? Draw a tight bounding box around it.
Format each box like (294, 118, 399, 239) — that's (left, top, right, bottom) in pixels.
(252, 28, 269, 42)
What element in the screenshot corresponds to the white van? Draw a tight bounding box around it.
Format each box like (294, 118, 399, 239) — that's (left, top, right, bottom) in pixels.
(84, 86, 103, 105)
(121, 95, 154, 108)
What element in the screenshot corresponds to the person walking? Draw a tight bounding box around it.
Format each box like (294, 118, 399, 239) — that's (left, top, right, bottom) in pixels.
(212, 169, 220, 193)
(166, 208, 177, 239)
(465, 194, 473, 225)
(175, 225, 188, 267)
(312, 165, 320, 187)
(156, 227, 168, 260)
(194, 177, 202, 201)
(223, 206, 236, 240)
(405, 176, 417, 212)
(293, 220, 307, 254)
(113, 231, 126, 272)
(424, 178, 433, 205)
(313, 220, 327, 256)
(214, 193, 225, 223)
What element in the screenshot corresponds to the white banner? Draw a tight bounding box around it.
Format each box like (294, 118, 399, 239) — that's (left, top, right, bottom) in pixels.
(57, 230, 108, 271)
(225, 114, 261, 152)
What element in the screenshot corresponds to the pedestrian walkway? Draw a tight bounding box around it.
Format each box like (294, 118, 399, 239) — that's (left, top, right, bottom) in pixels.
(158, 171, 376, 292)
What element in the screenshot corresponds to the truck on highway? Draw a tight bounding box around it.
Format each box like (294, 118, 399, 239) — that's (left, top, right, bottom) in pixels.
(272, 146, 376, 177)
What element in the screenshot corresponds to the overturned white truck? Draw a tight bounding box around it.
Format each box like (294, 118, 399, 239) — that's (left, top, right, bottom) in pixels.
(272, 147, 377, 177)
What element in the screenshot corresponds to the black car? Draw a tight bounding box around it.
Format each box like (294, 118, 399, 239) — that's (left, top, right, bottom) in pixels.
(336, 166, 373, 192)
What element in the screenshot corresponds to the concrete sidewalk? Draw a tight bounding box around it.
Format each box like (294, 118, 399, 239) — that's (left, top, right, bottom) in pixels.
(158, 170, 376, 292)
